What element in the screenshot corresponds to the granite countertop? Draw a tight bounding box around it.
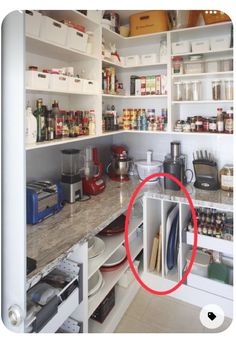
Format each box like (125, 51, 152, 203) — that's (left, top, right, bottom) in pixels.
(27, 176, 233, 288)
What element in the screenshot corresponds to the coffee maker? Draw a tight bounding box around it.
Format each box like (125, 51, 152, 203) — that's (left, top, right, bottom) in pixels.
(164, 142, 193, 191)
(107, 145, 131, 182)
(82, 146, 105, 195)
(61, 149, 83, 203)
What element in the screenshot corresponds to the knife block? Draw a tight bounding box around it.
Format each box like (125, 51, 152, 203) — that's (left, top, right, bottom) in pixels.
(193, 159, 220, 190)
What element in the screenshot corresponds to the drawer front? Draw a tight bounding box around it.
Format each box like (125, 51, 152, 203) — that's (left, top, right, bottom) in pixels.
(40, 16, 68, 46)
(67, 28, 88, 53)
(25, 10, 42, 37)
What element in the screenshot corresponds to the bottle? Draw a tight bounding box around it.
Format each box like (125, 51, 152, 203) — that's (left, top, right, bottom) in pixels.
(52, 100, 63, 139)
(88, 110, 96, 135)
(33, 99, 46, 142)
(216, 108, 224, 133)
(46, 108, 55, 141)
(25, 102, 37, 144)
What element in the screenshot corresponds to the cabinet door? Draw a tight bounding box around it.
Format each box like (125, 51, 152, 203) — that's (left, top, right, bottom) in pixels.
(2, 11, 26, 332)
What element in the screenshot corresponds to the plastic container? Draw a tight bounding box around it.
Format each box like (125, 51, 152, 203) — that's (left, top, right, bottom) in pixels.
(224, 79, 233, 100)
(210, 35, 231, 51)
(174, 82, 184, 101)
(25, 10, 42, 37)
(184, 61, 204, 74)
(68, 77, 84, 93)
(221, 59, 233, 72)
(49, 74, 69, 92)
(118, 260, 140, 288)
(208, 262, 229, 284)
(192, 80, 201, 101)
(172, 56, 183, 74)
(183, 81, 193, 101)
(186, 250, 210, 277)
(125, 55, 140, 67)
(205, 60, 220, 73)
(135, 150, 162, 183)
(141, 54, 157, 65)
(212, 80, 221, 100)
(83, 80, 99, 94)
(172, 41, 191, 55)
(40, 16, 68, 46)
(191, 39, 210, 53)
(66, 27, 88, 53)
(26, 71, 49, 90)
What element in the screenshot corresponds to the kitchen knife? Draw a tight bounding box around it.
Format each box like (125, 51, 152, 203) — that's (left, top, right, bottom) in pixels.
(205, 150, 208, 160)
(196, 151, 200, 159)
(200, 150, 204, 159)
(193, 152, 195, 160)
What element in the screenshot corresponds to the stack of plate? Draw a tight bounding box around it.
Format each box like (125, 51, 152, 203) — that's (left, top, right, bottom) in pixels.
(88, 236, 105, 260)
(88, 270, 104, 297)
(101, 245, 127, 272)
(165, 204, 179, 275)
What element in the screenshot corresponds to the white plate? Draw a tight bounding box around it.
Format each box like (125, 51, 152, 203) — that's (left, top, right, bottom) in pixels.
(88, 237, 105, 259)
(88, 270, 103, 297)
(165, 204, 179, 276)
(102, 245, 126, 267)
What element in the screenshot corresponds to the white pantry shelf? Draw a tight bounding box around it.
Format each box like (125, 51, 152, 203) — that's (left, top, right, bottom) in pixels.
(88, 232, 143, 318)
(26, 87, 99, 96)
(88, 216, 143, 279)
(172, 71, 233, 78)
(102, 58, 167, 70)
(171, 48, 233, 58)
(88, 279, 140, 333)
(171, 131, 233, 137)
(103, 94, 167, 99)
(172, 100, 233, 104)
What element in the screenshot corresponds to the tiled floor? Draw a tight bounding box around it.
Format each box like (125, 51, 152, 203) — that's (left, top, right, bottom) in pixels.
(115, 288, 232, 333)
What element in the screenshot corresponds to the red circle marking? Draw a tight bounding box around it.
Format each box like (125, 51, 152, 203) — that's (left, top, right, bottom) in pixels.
(124, 172, 198, 295)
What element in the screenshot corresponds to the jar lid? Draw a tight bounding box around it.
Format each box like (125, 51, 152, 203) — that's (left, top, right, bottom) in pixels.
(223, 164, 233, 169)
(189, 54, 203, 61)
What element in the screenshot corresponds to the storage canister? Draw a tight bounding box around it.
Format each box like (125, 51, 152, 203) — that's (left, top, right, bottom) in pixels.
(209, 117, 217, 132)
(172, 56, 183, 74)
(186, 250, 210, 277)
(224, 79, 233, 100)
(205, 60, 220, 73)
(184, 81, 193, 101)
(192, 80, 201, 101)
(224, 108, 233, 133)
(220, 164, 233, 192)
(212, 80, 221, 100)
(174, 82, 184, 101)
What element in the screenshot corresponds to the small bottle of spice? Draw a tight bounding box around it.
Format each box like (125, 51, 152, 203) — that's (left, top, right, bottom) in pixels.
(209, 117, 217, 133)
(216, 108, 224, 133)
(203, 117, 210, 132)
(190, 117, 196, 132)
(195, 116, 203, 132)
(212, 80, 221, 100)
(224, 108, 233, 134)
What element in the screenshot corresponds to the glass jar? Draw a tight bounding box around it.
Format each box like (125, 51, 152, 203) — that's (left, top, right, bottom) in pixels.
(174, 82, 184, 101)
(212, 80, 221, 100)
(192, 80, 201, 101)
(172, 56, 183, 74)
(203, 117, 210, 132)
(184, 81, 193, 101)
(220, 164, 233, 192)
(224, 80, 233, 100)
(209, 117, 217, 133)
(216, 108, 224, 133)
(224, 108, 233, 134)
(195, 116, 203, 132)
(190, 117, 196, 132)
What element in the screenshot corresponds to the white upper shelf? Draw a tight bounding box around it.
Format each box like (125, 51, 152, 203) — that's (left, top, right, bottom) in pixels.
(102, 58, 167, 70)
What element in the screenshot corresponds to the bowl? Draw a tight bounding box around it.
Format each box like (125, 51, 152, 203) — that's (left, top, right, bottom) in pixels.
(135, 160, 162, 183)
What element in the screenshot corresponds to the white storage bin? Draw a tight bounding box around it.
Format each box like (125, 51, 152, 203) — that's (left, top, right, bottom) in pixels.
(118, 260, 140, 288)
(141, 54, 157, 65)
(205, 60, 220, 73)
(26, 71, 49, 90)
(184, 61, 204, 74)
(187, 273, 233, 300)
(87, 10, 102, 23)
(221, 59, 233, 72)
(210, 35, 231, 51)
(191, 39, 210, 53)
(49, 74, 69, 92)
(83, 79, 99, 94)
(40, 16, 68, 46)
(172, 41, 191, 55)
(66, 27, 88, 53)
(125, 55, 140, 67)
(68, 77, 84, 93)
(25, 10, 42, 37)
(186, 250, 210, 277)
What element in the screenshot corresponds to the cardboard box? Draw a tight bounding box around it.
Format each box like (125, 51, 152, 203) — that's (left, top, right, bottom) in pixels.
(129, 11, 168, 36)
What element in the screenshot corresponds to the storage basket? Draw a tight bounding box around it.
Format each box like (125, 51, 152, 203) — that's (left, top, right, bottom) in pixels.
(129, 11, 168, 36)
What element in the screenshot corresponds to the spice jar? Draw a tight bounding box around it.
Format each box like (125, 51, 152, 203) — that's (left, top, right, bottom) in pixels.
(212, 80, 221, 100)
(203, 117, 210, 132)
(224, 108, 233, 134)
(172, 56, 183, 74)
(195, 116, 203, 132)
(224, 79, 233, 100)
(220, 164, 233, 192)
(216, 108, 224, 133)
(190, 117, 196, 132)
(209, 117, 217, 133)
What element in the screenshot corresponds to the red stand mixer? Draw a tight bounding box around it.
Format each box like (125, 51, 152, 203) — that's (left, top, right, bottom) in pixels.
(107, 145, 131, 182)
(82, 146, 106, 195)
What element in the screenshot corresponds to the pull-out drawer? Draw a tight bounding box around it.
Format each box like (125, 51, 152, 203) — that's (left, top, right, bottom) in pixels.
(26, 259, 83, 333)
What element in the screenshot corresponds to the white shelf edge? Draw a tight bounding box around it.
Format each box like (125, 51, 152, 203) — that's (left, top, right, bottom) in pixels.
(102, 94, 168, 99)
(102, 58, 167, 69)
(172, 71, 233, 78)
(172, 100, 234, 104)
(102, 26, 167, 42)
(171, 48, 233, 57)
(26, 87, 99, 96)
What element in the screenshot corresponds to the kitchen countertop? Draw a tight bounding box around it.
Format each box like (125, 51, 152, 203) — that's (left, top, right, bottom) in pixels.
(27, 176, 233, 288)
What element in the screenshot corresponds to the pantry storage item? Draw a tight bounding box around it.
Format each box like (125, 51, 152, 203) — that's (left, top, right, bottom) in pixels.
(174, 82, 184, 101)
(172, 56, 183, 74)
(160, 39, 167, 63)
(135, 150, 163, 183)
(118, 260, 140, 288)
(26, 103, 37, 144)
(212, 80, 221, 100)
(26, 70, 50, 90)
(129, 11, 168, 36)
(210, 35, 231, 51)
(205, 60, 220, 73)
(66, 27, 88, 53)
(217, 108, 224, 133)
(186, 250, 210, 277)
(224, 108, 234, 134)
(49, 74, 69, 92)
(192, 81, 201, 101)
(184, 81, 193, 101)
(184, 60, 204, 74)
(83, 80, 98, 94)
(221, 59, 233, 71)
(195, 116, 203, 132)
(220, 164, 233, 192)
(191, 39, 210, 53)
(40, 16, 68, 46)
(25, 10, 42, 37)
(125, 55, 140, 67)
(141, 54, 157, 65)
(172, 41, 191, 55)
(202, 10, 231, 25)
(209, 117, 217, 133)
(33, 98, 46, 142)
(86, 31, 94, 55)
(68, 77, 83, 93)
(224, 79, 233, 100)
(208, 262, 229, 284)
(120, 25, 129, 37)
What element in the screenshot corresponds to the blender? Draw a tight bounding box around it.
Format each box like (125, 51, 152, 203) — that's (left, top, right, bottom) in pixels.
(82, 146, 105, 195)
(61, 149, 83, 203)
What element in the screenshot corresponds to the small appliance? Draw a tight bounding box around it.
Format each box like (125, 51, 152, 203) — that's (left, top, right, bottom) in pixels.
(164, 142, 193, 191)
(107, 145, 131, 182)
(135, 150, 162, 184)
(61, 149, 83, 203)
(192, 150, 220, 190)
(26, 180, 64, 224)
(82, 146, 106, 195)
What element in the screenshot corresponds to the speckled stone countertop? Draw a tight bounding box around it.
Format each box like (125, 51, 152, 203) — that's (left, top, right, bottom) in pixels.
(27, 176, 233, 288)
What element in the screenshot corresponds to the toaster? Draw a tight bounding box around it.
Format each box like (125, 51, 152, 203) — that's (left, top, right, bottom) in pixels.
(27, 181, 64, 225)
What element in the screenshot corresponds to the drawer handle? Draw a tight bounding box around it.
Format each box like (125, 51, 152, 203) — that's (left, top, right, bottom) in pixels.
(53, 22, 61, 28)
(76, 31, 83, 37)
(88, 81, 93, 85)
(140, 15, 150, 20)
(26, 10, 33, 16)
